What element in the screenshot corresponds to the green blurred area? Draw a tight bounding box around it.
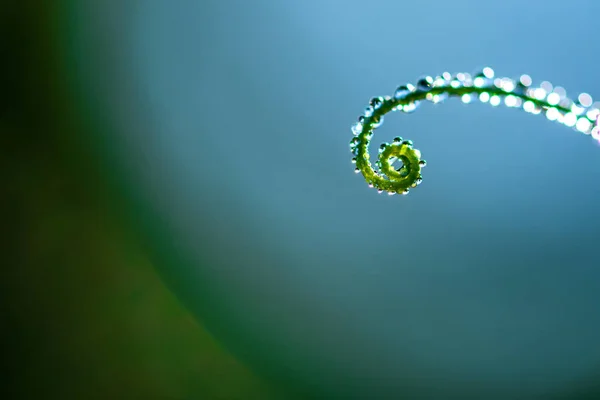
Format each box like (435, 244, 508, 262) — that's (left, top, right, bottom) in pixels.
(1, 2, 288, 399)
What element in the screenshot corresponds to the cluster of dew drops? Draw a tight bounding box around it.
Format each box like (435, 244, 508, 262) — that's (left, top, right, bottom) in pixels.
(350, 67, 600, 195)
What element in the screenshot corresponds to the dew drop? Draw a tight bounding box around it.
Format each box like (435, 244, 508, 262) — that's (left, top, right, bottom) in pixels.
(533, 88, 547, 101)
(370, 97, 384, 110)
(547, 92, 561, 106)
(504, 95, 517, 107)
(372, 115, 384, 128)
(402, 101, 421, 113)
(394, 84, 415, 100)
(554, 86, 567, 98)
(578, 93, 593, 107)
(416, 76, 434, 92)
(563, 112, 577, 127)
(473, 73, 486, 88)
(576, 117, 592, 133)
(519, 74, 532, 87)
(572, 102, 586, 116)
(432, 93, 448, 103)
(545, 107, 560, 121)
(540, 81, 553, 93)
(482, 67, 494, 79)
(559, 97, 573, 109)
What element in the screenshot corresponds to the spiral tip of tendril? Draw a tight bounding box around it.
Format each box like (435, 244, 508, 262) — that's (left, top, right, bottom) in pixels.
(351, 67, 600, 196)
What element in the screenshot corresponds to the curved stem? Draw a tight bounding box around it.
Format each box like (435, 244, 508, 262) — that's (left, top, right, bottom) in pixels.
(351, 69, 599, 196)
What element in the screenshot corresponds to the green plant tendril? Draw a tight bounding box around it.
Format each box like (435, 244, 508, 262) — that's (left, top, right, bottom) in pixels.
(350, 68, 600, 196)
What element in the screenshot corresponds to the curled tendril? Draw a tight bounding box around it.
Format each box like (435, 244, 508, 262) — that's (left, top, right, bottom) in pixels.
(350, 68, 600, 196)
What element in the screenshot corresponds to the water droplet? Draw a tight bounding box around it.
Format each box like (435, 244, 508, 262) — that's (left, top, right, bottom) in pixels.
(350, 137, 359, 147)
(402, 101, 421, 113)
(416, 76, 433, 92)
(501, 78, 515, 92)
(586, 107, 600, 121)
(482, 67, 494, 79)
(370, 97, 384, 110)
(545, 107, 560, 121)
(473, 70, 489, 87)
(547, 92, 561, 106)
(364, 105, 374, 117)
(559, 97, 573, 109)
(372, 115, 384, 128)
(553, 87, 567, 98)
(533, 88, 547, 100)
(578, 93, 593, 108)
(393, 136, 403, 143)
(572, 102, 586, 116)
(433, 76, 447, 87)
(540, 81, 553, 93)
(379, 143, 388, 153)
(419, 160, 427, 167)
(432, 93, 448, 103)
(563, 112, 577, 127)
(394, 84, 415, 100)
(351, 122, 362, 135)
(576, 117, 592, 133)
(519, 74, 532, 86)
(354, 168, 360, 174)
(351, 157, 357, 164)
(504, 95, 518, 107)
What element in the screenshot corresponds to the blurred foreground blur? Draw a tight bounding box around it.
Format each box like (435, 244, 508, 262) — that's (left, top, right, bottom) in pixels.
(1, 2, 289, 399)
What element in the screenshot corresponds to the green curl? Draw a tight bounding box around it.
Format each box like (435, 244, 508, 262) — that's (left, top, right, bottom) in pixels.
(350, 68, 599, 196)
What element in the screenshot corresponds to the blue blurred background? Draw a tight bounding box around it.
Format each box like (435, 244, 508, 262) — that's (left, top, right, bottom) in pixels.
(5, 0, 600, 398)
